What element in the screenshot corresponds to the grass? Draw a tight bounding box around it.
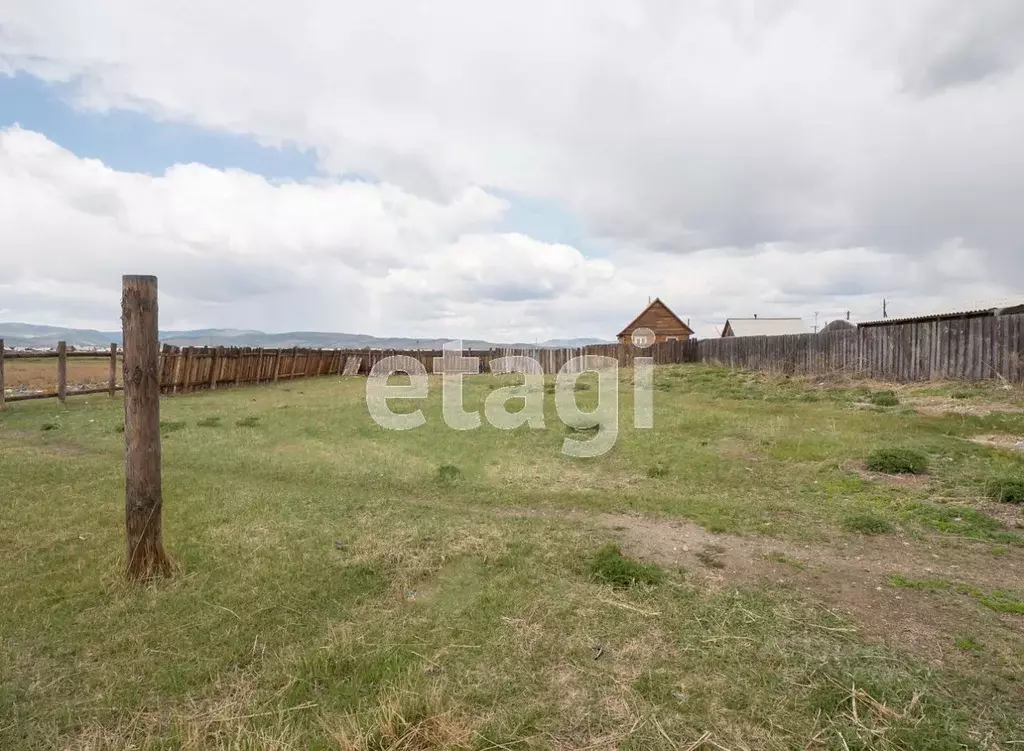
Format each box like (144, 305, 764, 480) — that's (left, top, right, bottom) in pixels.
(889, 574, 1024, 614)
(866, 447, 929, 475)
(870, 390, 900, 407)
(587, 544, 663, 587)
(1, 355, 121, 391)
(988, 475, 1024, 504)
(436, 463, 462, 483)
(646, 461, 669, 478)
(843, 512, 895, 535)
(2, 364, 1023, 748)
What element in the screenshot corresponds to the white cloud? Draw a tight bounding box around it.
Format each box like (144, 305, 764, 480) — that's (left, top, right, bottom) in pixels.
(3, 126, 1016, 340)
(1, 1, 1024, 338)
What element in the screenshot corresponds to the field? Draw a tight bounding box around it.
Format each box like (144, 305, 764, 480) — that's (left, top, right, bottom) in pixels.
(3, 356, 120, 392)
(1, 365, 1023, 749)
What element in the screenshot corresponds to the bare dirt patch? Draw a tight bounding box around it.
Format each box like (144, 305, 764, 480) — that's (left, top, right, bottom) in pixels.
(487, 504, 1023, 662)
(598, 512, 1024, 661)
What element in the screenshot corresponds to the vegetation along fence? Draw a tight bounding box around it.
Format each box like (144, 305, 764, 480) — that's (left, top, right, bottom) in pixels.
(4, 314, 1023, 409)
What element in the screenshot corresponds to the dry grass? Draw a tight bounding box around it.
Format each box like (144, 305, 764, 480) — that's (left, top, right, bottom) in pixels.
(3, 365, 1024, 748)
(3, 356, 120, 391)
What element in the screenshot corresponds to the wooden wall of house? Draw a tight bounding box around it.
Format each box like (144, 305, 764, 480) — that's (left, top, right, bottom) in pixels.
(618, 300, 692, 342)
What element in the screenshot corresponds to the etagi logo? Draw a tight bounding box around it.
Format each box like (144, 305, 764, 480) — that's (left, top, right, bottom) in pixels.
(365, 329, 656, 458)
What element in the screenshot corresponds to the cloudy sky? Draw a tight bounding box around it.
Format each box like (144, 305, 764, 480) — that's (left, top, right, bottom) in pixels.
(1, 1, 1023, 340)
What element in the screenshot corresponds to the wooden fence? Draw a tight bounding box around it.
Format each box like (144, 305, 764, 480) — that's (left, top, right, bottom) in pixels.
(0, 340, 120, 407)
(154, 343, 624, 394)
(6, 315, 1023, 409)
(684, 313, 1024, 381)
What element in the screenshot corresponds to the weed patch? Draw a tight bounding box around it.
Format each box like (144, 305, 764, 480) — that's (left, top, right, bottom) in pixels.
(871, 390, 900, 407)
(196, 416, 223, 428)
(235, 416, 261, 428)
(437, 464, 462, 484)
(902, 503, 1021, 545)
(843, 513, 894, 536)
(646, 461, 669, 478)
(587, 544, 663, 587)
(988, 476, 1024, 504)
(866, 447, 928, 475)
(160, 420, 186, 434)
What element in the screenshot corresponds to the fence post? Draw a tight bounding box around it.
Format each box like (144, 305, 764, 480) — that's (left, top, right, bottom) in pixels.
(57, 341, 67, 403)
(272, 348, 282, 382)
(0, 338, 5, 410)
(108, 343, 117, 396)
(121, 275, 171, 579)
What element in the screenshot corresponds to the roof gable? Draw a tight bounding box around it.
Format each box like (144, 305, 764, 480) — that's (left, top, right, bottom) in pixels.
(617, 298, 694, 337)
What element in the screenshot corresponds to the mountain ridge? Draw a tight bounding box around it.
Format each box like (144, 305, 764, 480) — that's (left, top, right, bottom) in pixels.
(0, 322, 611, 351)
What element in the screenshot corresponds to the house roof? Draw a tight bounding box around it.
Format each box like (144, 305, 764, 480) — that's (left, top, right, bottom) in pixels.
(723, 317, 809, 337)
(617, 298, 694, 337)
(859, 300, 1024, 328)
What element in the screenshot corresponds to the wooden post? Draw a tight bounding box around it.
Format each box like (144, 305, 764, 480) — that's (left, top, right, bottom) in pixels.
(109, 343, 117, 396)
(0, 338, 5, 410)
(57, 341, 67, 403)
(121, 275, 171, 579)
(273, 348, 282, 382)
(209, 347, 222, 390)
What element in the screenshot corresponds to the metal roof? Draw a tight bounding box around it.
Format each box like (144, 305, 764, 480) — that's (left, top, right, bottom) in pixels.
(723, 318, 809, 337)
(859, 301, 1024, 328)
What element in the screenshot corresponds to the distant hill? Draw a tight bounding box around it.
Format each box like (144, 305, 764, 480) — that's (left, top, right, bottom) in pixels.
(0, 323, 611, 351)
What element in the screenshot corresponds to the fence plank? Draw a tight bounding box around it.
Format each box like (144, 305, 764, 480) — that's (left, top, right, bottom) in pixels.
(57, 341, 67, 403)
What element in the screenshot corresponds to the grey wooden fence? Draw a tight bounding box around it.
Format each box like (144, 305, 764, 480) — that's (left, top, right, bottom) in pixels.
(681, 313, 1024, 381)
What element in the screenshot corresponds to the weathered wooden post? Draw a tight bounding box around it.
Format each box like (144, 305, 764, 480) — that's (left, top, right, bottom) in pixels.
(0, 338, 5, 410)
(57, 341, 67, 403)
(122, 275, 171, 579)
(109, 343, 117, 397)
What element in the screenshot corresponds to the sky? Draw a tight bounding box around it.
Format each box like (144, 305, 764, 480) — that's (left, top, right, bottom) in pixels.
(1, 1, 1023, 341)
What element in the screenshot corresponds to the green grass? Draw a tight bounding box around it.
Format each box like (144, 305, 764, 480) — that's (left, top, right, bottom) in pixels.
(866, 447, 929, 475)
(988, 476, 1024, 504)
(843, 512, 895, 535)
(436, 463, 462, 483)
(2, 365, 1023, 748)
(889, 575, 1024, 614)
(646, 461, 669, 478)
(587, 544, 663, 587)
(870, 390, 900, 407)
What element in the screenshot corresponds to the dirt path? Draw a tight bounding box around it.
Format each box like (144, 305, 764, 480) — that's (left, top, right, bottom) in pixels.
(490, 504, 1024, 663)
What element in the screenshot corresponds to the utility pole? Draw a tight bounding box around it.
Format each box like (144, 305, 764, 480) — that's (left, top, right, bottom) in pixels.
(883, 299, 888, 318)
(813, 311, 819, 333)
(846, 310, 850, 321)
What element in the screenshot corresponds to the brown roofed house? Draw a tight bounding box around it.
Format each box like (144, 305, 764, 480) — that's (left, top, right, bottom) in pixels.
(617, 298, 694, 345)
